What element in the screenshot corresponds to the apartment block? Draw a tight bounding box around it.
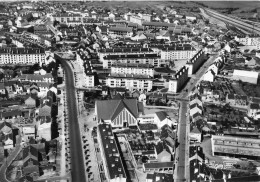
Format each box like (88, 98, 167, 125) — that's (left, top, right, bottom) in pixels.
(0, 48, 46, 65)
(168, 66, 189, 93)
(111, 63, 154, 77)
(185, 49, 205, 75)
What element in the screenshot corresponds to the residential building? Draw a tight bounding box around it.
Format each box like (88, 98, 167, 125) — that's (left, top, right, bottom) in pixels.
(103, 53, 162, 68)
(106, 74, 153, 92)
(189, 126, 201, 143)
(98, 48, 154, 63)
(203, 69, 215, 82)
(111, 63, 154, 77)
(84, 73, 95, 88)
(168, 66, 189, 93)
(211, 135, 260, 160)
(142, 21, 175, 30)
(95, 98, 143, 128)
(161, 45, 197, 60)
(234, 34, 260, 46)
(37, 116, 51, 141)
(97, 123, 127, 182)
(0, 48, 46, 65)
(109, 27, 133, 37)
(185, 49, 205, 75)
(0, 83, 6, 95)
(146, 172, 173, 182)
(143, 162, 174, 173)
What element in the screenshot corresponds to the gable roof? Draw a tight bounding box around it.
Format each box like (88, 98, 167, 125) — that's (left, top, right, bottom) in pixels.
(191, 126, 201, 134)
(155, 111, 169, 121)
(96, 99, 140, 121)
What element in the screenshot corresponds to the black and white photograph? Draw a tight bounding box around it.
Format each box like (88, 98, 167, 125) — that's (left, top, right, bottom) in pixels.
(0, 0, 259, 182)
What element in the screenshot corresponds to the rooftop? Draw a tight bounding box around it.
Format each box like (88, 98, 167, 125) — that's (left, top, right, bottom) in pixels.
(97, 123, 126, 179)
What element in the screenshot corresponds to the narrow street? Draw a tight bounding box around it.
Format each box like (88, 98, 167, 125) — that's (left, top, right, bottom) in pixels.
(174, 54, 218, 181)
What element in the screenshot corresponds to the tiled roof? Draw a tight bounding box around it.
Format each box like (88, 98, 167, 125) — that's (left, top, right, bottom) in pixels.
(99, 48, 152, 53)
(96, 99, 140, 121)
(39, 105, 51, 117)
(109, 26, 132, 32)
(155, 111, 169, 121)
(144, 162, 174, 169)
(111, 63, 154, 68)
(104, 53, 159, 60)
(142, 21, 175, 27)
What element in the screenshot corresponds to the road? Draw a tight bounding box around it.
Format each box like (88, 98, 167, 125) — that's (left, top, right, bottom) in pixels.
(0, 136, 22, 182)
(203, 8, 260, 34)
(174, 54, 218, 181)
(61, 59, 87, 182)
(174, 101, 189, 182)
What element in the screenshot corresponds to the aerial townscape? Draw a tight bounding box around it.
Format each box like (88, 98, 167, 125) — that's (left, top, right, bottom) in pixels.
(1, 1, 260, 182)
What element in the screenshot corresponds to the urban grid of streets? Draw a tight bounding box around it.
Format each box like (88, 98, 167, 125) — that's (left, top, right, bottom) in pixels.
(1, 2, 260, 182)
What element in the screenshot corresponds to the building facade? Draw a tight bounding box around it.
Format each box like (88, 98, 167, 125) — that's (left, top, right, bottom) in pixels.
(185, 49, 205, 75)
(111, 63, 154, 77)
(168, 66, 189, 93)
(103, 53, 162, 68)
(106, 74, 153, 92)
(0, 48, 46, 65)
(161, 46, 197, 60)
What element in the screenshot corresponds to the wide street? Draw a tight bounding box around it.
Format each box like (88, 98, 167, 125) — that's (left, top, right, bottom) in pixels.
(61, 59, 86, 182)
(174, 54, 218, 181)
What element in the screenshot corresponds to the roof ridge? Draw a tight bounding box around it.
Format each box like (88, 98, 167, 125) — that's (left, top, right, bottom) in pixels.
(109, 99, 122, 119)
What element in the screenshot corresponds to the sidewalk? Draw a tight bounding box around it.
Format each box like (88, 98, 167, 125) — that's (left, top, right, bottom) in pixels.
(57, 88, 67, 182)
(78, 109, 100, 182)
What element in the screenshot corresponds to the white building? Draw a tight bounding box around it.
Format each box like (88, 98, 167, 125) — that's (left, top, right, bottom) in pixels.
(203, 69, 215, 82)
(0, 48, 46, 65)
(233, 70, 259, 84)
(161, 45, 197, 60)
(111, 63, 154, 77)
(102, 53, 162, 68)
(106, 73, 153, 92)
(85, 73, 95, 88)
(129, 15, 143, 26)
(168, 66, 189, 93)
(234, 35, 260, 46)
(38, 122, 51, 141)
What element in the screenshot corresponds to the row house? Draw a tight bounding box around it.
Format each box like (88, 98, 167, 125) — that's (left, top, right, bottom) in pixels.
(185, 49, 205, 75)
(18, 74, 54, 83)
(108, 26, 133, 37)
(161, 45, 197, 60)
(168, 66, 189, 93)
(98, 47, 155, 63)
(234, 34, 260, 46)
(142, 21, 175, 30)
(0, 48, 46, 65)
(111, 63, 154, 77)
(106, 73, 153, 92)
(103, 53, 162, 68)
